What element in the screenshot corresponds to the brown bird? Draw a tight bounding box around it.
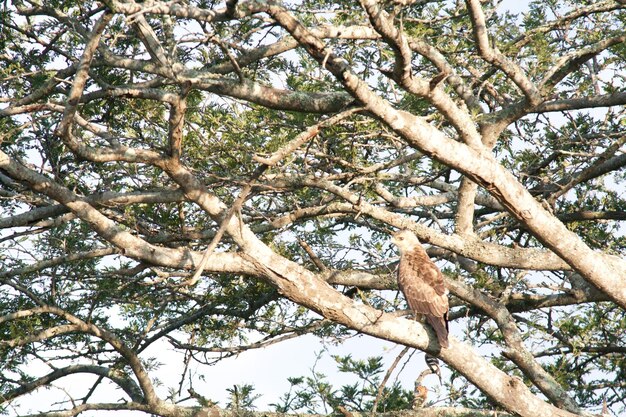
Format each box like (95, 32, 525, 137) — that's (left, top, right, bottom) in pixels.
(412, 384, 428, 409)
(391, 230, 449, 348)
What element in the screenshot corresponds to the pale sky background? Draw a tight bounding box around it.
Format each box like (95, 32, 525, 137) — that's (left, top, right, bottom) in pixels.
(160, 0, 532, 408)
(11, 0, 600, 415)
(11, 329, 443, 415)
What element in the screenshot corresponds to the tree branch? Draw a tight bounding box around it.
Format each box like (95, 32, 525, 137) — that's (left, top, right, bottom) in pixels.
(361, 0, 482, 149)
(54, 12, 113, 140)
(454, 178, 478, 235)
(1, 306, 161, 407)
(262, 0, 626, 307)
(533, 91, 626, 113)
(1, 364, 144, 403)
(446, 279, 580, 413)
(465, 0, 542, 106)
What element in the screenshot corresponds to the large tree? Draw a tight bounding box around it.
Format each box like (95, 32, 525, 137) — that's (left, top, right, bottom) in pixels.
(1, 0, 625, 416)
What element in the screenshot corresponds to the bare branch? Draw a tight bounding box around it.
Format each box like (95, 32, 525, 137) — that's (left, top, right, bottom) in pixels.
(465, 0, 542, 106)
(447, 279, 581, 413)
(1, 365, 144, 403)
(1, 306, 160, 406)
(54, 12, 113, 140)
(455, 178, 478, 235)
(0, 189, 186, 229)
(540, 34, 626, 92)
(533, 92, 626, 113)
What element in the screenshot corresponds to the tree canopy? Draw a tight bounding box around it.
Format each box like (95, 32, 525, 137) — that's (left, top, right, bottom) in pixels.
(1, 0, 626, 416)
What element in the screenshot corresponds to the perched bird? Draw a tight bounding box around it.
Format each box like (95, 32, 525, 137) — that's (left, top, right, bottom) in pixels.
(424, 354, 442, 384)
(412, 383, 428, 409)
(391, 229, 449, 348)
(415, 354, 444, 387)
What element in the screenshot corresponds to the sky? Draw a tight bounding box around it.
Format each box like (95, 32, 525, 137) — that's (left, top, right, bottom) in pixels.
(8, 0, 599, 416)
(12, 332, 443, 415)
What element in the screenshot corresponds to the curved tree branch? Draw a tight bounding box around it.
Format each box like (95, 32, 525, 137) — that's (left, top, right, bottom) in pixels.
(260, 2, 626, 308)
(1, 365, 144, 403)
(1, 306, 160, 407)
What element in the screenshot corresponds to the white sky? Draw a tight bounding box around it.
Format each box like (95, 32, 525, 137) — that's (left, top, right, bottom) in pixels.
(13, 333, 444, 415)
(7, 0, 621, 416)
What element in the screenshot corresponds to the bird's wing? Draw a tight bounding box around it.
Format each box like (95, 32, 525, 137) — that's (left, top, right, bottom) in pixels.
(397, 250, 449, 317)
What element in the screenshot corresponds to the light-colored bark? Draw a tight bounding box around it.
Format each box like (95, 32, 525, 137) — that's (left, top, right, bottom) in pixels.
(0, 114, 579, 417)
(3, 1, 625, 416)
(259, 1, 626, 309)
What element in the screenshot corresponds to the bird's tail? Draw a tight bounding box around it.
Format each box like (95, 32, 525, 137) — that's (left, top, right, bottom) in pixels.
(424, 354, 442, 384)
(426, 314, 449, 348)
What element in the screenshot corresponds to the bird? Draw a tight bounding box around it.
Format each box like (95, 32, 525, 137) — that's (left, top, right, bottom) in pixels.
(415, 354, 444, 387)
(391, 229, 449, 348)
(424, 353, 443, 384)
(412, 383, 428, 409)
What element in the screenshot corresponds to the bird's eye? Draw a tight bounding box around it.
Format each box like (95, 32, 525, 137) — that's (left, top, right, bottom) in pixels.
(397, 237, 404, 240)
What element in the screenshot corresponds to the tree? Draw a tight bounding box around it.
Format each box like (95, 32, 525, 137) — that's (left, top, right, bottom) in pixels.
(1, 0, 625, 416)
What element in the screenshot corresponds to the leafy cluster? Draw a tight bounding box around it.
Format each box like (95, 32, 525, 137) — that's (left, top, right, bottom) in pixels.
(1, 0, 625, 416)
(272, 354, 414, 414)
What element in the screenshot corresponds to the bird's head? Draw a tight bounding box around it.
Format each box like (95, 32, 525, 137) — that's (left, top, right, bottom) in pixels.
(391, 229, 421, 253)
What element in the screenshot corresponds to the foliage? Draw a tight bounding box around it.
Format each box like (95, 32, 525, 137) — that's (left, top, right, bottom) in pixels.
(271, 353, 413, 414)
(1, 0, 625, 417)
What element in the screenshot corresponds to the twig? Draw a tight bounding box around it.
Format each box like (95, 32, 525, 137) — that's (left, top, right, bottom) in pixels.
(298, 239, 327, 271)
(252, 108, 362, 167)
(372, 345, 410, 412)
(211, 34, 244, 82)
(182, 165, 266, 287)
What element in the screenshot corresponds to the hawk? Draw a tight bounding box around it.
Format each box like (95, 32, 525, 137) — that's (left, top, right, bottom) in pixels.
(391, 229, 449, 348)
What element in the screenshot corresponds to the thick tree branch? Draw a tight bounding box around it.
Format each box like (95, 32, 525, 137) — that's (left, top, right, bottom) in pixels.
(1, 306, 160, 407)
(0, 248, 116, 278)
(189, 77, 354, 113)
(533, 92, 626, 113)
(260, 2, 626, 309)
(465, 0, 542, 107)
(130, 13, 170, 67)
(0, 149, 260, 278)
(540, 34, 626, 92)
(1, 324, 81, 348)
(17, 402, 153, 417)
(1, 365, 144, 403)
(361, 0, 482, 149)
(446, 279, 580, 413)
(105, 0, 263, 23)
(54, 12, 112, 140)
(454, 178, 478, 235)
(322, 268, 609, 315)
(287, 176, 570, 271)
(0, 189, 186, 229)
(208, 25, 379, 75)
(95, 51, 354, 113)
